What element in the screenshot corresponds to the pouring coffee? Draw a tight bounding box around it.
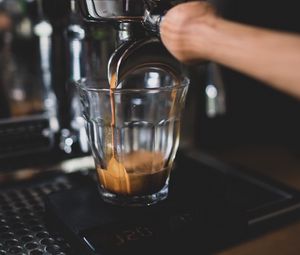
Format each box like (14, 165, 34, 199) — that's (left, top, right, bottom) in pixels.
(76, 0, 189, 206)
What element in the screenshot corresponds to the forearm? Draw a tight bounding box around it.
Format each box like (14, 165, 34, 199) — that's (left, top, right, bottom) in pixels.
(161, 2, 300, 99)
(203, 18, 300, 98)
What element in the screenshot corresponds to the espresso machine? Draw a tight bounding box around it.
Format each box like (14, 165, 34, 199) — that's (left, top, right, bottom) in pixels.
(0, 0, 58, 162)
(1, 0, 300, 254)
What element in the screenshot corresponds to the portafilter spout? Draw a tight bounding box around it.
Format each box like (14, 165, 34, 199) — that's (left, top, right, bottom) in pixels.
(107, 37, 183, 89)
(77, 0, 187, 88)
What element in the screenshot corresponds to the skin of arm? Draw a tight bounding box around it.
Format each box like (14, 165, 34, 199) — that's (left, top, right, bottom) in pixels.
(160, 2, 300, 99)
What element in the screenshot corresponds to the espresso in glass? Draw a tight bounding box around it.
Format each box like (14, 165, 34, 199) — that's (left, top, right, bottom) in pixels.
(97, 151, 170, 196)
(76, 71, 188, 206)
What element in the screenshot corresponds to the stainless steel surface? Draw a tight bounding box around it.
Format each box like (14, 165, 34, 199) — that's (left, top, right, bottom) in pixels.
(63, 0, 89, 154)
(0, 156, 94, 254)
(0, 174, 73, 255)
(107, 37, 183, 88)
(33, 0, 59, 133)
(143, 8, 162, 34)
(77, 0, 186, 88)
(78, 0, 187, 32)
(78, 0, 145, 21)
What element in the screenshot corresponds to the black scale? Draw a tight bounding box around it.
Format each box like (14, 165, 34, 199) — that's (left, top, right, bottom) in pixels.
(45, 151, 300, 255)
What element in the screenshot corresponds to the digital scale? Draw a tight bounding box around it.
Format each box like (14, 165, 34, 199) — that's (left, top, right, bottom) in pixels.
(45, 151, 300, 255)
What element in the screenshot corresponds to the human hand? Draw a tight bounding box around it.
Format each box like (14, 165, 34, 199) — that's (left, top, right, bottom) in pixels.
(160, 1, 216, 64)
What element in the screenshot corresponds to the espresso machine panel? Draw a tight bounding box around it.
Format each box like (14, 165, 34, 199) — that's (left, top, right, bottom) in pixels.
(0, 116, 54, 160)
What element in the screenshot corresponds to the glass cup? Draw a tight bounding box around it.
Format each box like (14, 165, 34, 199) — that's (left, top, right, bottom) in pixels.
(76, 72, 189, 206)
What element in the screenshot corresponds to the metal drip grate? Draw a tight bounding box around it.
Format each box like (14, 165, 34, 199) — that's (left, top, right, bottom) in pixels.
(0, 174, 74, 255)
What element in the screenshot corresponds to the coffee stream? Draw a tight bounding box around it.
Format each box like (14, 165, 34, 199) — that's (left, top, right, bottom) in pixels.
(96, 72, 168, 196)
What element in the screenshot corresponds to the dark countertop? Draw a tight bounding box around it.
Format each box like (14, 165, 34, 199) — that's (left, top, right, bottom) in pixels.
(1, 145, 299, 254)
(213, 145, 300, 255)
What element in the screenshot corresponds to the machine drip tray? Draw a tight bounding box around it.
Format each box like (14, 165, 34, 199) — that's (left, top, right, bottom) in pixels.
(45, 151, 300, 255)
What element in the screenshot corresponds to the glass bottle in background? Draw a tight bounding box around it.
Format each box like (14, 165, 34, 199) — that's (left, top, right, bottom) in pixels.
(0, 0, 41, 117)
(0, 0, 58, 131)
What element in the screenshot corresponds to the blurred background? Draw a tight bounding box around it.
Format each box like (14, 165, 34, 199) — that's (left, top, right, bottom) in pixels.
(1, 1, 300, 255)
(1, 0, 300, 168)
